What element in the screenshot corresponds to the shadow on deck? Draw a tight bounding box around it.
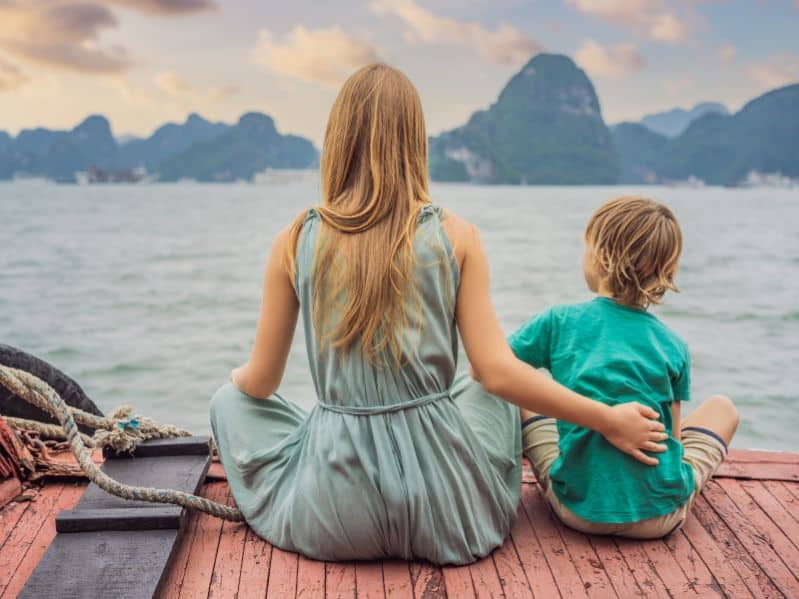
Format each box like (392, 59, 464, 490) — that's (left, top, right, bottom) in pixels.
(1, 449, 798, 598)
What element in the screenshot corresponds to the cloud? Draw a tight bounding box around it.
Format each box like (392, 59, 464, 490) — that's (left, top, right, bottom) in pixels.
(0, 56, 27, 91)
(717, 43, 735, 64)
(370, 0, 543, 67)
(566, 0, 691, 43)
(574, 39, 646, 79)
(251, 26, 381, 86)
(155, 70, 239, 102)
(103, 0, 216, 15)
(0, 2, 131, 73)
(747, 54, 799, 89)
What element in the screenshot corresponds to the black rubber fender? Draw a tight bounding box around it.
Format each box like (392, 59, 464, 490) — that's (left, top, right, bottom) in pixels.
(0, 344, 103, 434)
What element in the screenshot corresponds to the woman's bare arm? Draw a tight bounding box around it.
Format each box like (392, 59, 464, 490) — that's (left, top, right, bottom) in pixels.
(443, 211, 667, 466)
(230, 227, 299, 399)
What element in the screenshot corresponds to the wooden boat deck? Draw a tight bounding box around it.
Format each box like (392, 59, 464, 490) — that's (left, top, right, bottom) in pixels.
(1, 448, 798, 598)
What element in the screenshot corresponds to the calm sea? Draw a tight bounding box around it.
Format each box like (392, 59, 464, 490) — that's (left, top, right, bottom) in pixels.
(1, 181, 796, 450)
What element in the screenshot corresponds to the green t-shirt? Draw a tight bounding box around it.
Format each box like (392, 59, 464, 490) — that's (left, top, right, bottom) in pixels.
(509, 297, 695, 524)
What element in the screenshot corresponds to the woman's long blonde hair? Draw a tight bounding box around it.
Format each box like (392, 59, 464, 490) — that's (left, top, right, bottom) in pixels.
(286, 63, 431, 367)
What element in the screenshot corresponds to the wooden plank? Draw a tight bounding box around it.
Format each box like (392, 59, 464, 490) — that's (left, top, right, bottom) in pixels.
(266, 547, 298, 599)
(666, 532, 724, 598)
(238, 528, 272, 599)
(467, 555, 504, 599)
(740, 480, 799, 548)
(382, 561, 413, 599)
(612, 539, 670, 599)
(588, 536, 645, 598)
(678, 517, 751, 598)
(354, 562, 384, 599)
(297, 555, 326, 599)
(716, 461, 799, 482)
(77, 454, 210, 511)
(519, 484, 588, 599)
(0, 484, 64, 595)
(208, 488, 247, 599)
(767, 482, 799, 523)
(0, 494, 31, 551)
(713, 480, 799, 587)
(2, 482, 83, 599)
(158, 488, 205, 599)
(726, 449, 799, 464)
(0, 478, 21, 510)
(508, 493, 561, 598)
(326, 562, 357, 599)
(109, 436, 211, 458)
(19, 529, 180, 599)
(491, 537, 534, 599)
(639, 537, 699, 597)
(410, 562, 444, 599)
(555, 522, 616, 596)
(441, 565, 475, 599)
(692, 494, 782, 598)
(176, 482, 227, 599)
(56, 506, 183, 532)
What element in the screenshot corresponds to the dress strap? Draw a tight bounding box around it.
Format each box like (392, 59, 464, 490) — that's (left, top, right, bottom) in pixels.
(317, 390, 450, 415)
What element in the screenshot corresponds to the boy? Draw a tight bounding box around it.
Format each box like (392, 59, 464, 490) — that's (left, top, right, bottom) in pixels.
(514, 196, 739, 538)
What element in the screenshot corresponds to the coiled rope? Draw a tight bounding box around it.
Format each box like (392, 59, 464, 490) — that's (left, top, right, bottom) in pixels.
(0, 364, 244, 521)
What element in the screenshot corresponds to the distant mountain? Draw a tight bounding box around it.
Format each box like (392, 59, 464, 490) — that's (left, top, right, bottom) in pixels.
(1, 115, 118, 182)
(116, 133, 141, 145)
(119, 113, 230, 170)
(429, 54, 618, 184)
(0, 112, 316, 182)
(639, 102, 729, 138)
(156, 112, 318, 182)
(613, 84, 799, 185)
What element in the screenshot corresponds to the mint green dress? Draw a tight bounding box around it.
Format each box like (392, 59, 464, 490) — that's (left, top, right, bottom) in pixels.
(210, 205, 521, 565)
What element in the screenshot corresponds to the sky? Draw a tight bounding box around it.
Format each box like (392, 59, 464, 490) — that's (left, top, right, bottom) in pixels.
(0, 0, 797, 146)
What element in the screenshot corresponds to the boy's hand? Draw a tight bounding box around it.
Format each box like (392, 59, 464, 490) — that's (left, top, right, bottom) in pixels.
(601, 403, 668, 466)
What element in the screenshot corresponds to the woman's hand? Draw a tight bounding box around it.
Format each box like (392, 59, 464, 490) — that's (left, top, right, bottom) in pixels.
(600, 403, 668, 466)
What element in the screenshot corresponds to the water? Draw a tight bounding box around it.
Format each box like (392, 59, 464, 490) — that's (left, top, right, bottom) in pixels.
(1, 181, 797, 450)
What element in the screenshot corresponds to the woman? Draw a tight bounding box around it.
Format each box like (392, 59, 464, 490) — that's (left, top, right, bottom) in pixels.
(210, 63, 667, 565)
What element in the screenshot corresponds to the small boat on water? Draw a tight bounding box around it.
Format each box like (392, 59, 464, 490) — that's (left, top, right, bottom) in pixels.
(1, 347, 798, 598)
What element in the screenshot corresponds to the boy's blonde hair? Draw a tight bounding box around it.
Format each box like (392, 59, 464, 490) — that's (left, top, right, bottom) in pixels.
(585, 196, 682, 308)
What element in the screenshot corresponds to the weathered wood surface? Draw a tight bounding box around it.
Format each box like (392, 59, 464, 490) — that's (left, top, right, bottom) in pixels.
(1, 448, 798, 598)
(13, 437, 211, 599)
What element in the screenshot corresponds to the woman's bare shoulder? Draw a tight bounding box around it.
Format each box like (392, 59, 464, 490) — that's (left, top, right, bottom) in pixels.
(440, 207, 477, 263)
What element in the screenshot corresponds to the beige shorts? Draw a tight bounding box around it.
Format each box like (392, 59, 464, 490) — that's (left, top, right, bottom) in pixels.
(522, 416, 727, 539)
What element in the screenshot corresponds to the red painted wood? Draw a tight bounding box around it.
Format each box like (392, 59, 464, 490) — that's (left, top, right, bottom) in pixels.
(297, 555, 326, 599)
(740, 480, 799, 549)
(467, 555, 503, 599)
(491, 537, 533, 599)
(441, 565, 475, 599)
(588, 536, 645, 598)
(160, 486, 204, 599)
(0, 494, 30, 551)
(508, 494, 560, 598)
(381, 561, 413, 599)
(325, 562, 357, 599)
(555, 523, 615, 596)
(178, 482, 227, 599)
(714, 480, 799, 588)
(266, 547, 298, 599)
(354, 562, 383, 599)
(238, 528, 272, 599)
(767, 482, 799, 523)
(612, 539, 670, 599)
(1, 482, 84, 599)
(676, 517, 751, 598)
(727, 449, 799, 464)
(410, 562, 444, 598)
(0, 479, 21, 510)
(639, 537, 697, 597)
(692, 494, 781, 598)
(208, 489, 247, 599)
(519, 484, 588, 599)
(716, 461, 799, 482)
(0, 484, 64, 596)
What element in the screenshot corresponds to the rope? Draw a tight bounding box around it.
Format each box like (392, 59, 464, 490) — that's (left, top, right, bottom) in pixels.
(0, 364, 244, 521)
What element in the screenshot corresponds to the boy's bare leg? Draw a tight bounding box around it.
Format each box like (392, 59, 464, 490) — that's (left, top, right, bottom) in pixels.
(520, 407, 539, 422)
(680, 395, 740, 447)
